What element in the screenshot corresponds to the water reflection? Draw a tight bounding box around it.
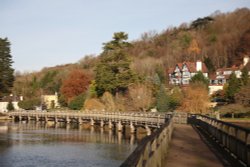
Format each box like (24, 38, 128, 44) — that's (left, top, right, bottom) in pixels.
(0, 121, 139, 167)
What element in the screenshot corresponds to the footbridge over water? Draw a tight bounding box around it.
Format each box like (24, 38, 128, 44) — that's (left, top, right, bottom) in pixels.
(8, 111, 172, 135)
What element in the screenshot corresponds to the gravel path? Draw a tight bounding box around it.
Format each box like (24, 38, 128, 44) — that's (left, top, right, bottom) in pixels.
(165, 124, 224, 167)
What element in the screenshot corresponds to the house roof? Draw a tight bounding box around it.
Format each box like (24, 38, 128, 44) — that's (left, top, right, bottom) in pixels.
(0, 96, 21, 102)
(209, 73, 217, 80)
(216, 65, 240, 72)
(168, 61, 208, 74)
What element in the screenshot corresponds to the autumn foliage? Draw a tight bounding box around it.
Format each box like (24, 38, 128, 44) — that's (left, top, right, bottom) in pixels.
(181, 83, 210, 114)
(60, 69, 91, 102)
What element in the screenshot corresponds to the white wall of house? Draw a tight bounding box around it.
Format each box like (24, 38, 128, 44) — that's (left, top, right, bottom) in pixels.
(235, 70, 242, 78)
(0, 102, 19, 113)
(208, 85, 223, 95)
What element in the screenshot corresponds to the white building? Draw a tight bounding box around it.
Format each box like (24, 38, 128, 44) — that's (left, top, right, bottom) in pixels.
(168, 60, 208, 85)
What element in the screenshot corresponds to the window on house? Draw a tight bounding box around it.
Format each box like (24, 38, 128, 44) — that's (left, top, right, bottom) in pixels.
(182, 79, 189, 84)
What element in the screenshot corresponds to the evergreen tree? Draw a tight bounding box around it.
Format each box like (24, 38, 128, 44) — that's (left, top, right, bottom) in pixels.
(95, 32, 136, 96)
(0, 38, 14, 98)
(156, 85, 170, 112)
(241, 67, 249, 86)
(226, 72, 241, 102)
(7, 101, 14, 111)
(190, 71, 209, 87)
(204, 57, 215, 73)
(68, 93, 86, 110)
(155, 65, 166, 84)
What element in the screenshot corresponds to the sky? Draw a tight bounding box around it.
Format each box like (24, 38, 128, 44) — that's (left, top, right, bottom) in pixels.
(1, 0, 250, 72)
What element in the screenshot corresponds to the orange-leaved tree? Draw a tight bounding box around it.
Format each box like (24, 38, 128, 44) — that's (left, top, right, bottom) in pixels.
(60, 69, 91, 103)
(181, 83, 210, 114)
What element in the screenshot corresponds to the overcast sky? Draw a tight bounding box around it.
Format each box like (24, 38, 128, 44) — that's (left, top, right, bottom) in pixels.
(1, 0, 250, 72)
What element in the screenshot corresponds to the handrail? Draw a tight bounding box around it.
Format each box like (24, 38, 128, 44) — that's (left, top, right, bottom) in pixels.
(8, 110, 172, 125)
(192, 114, 250, 167)
(120, 116, 173, 167)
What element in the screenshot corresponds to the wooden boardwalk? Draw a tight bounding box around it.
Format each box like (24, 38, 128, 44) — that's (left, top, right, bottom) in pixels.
(165, 124, 224, 167)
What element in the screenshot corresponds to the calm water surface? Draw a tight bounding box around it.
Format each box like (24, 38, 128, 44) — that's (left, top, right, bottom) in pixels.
(0, 121, 139, 167)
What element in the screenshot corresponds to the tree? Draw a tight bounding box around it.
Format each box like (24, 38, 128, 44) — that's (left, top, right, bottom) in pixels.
(0, 38, 14, 98)
(60, 69, 91, 103)
(40, 71, 59, 94)
(156, 85, 171, 112)
(7, 101, 14, 111)
(181, 83, 210, 114)
(190, 71, 209, 87)
(128, 83, 154, 111)
(241, 67, 249, 86)
(191, 17, 214, 29)
(169, 87, 183, 110)
(204, 57, 215, 73)
(225, 73, 241, 102)
(219, 104, 249, 118)
(18, 98, 41, 110)
(95, 32, 137, 96)
(68, 93, 86, 110)
(235, 83, 250, 107)
(87, 80, 97, 98)
(155, 65, 166, 84)
(187, 39, 201, 55)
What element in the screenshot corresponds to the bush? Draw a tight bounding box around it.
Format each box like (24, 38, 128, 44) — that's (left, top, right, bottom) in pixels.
(7, 101, 14, 111)
(68, 94, 86, 110)
(18, 98, 41, 110)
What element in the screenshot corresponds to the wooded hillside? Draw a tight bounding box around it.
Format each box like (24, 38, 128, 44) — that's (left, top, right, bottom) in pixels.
(12, 8, 250, 111)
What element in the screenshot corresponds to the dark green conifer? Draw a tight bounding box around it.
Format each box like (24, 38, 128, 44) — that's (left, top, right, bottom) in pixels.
(226, 72, 241, 102)
(0, 38, 14, 98)
(95, 32, 137, 96)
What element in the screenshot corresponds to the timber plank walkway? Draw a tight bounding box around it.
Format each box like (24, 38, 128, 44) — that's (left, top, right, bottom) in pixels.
(165, 124, 224, 167)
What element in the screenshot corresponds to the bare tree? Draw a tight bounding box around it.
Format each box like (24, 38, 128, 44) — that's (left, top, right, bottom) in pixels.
(128, 83, 154, 111)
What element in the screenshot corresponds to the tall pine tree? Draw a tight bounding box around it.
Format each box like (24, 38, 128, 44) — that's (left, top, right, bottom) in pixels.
(95, 32, 136, 96)
(0, 38, 14, 98)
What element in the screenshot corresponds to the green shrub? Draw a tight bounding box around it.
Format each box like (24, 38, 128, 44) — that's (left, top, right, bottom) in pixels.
(18, 98, 41, 110)
(68, 94, 86, 110)
(7, 101, 14, 111)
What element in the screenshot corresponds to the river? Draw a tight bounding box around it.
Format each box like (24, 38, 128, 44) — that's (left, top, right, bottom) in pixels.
(0, 121, 139, 167)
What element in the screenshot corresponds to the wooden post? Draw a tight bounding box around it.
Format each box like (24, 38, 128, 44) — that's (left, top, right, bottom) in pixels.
(90, 119, 95, 126)
(78, 117, 82, 124)
(130, 122, 135, 134)
(117, 121, 123, 132)
(145, 125, 151, 136)
(108, 120, 113, 129)
(100, 120, 104, 128)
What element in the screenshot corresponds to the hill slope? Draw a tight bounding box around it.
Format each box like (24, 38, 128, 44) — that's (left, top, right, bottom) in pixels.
(13, 8, 250, 99)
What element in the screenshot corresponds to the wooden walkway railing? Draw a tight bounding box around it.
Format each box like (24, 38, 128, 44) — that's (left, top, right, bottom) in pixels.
(120, 116, 173, 167)
(191, 115, 250, 167)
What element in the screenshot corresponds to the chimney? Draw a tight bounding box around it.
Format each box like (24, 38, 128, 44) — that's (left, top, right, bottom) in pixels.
(196, 60, 202, 71)
(243, 55, 249, 66)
